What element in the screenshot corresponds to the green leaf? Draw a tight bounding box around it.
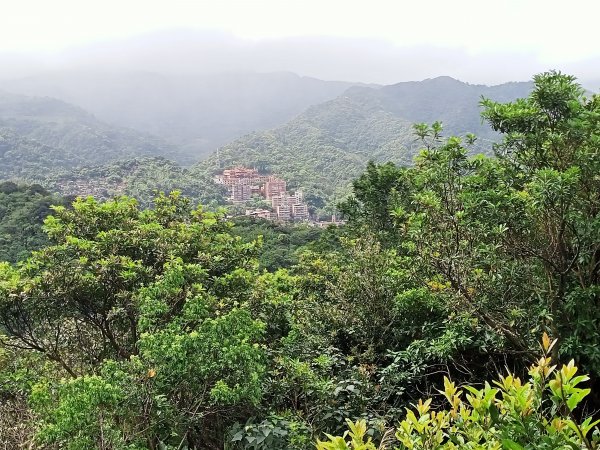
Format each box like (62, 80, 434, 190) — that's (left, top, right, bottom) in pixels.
(502, 439, 525, 450)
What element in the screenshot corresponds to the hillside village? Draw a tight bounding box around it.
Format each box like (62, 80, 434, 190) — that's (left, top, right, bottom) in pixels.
(214, 166, 310, 221)
(214, 166, 345, 226)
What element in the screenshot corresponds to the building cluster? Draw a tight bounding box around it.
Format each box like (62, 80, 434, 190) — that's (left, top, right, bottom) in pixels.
(214, 167, 309, 222)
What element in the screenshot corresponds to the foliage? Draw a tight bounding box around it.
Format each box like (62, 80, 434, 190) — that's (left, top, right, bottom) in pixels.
(0, 192, 266, 448)
(316, 419, 381, 450)
(0, 340, 44, 449)
(481, 72, 600, 374)
(228, 415, 312, 450)
(340, 71, 600, 380)
(48, 157, 227, 207)
(230, 216, 339, 271)
(0, 181, 68, 263)
(319, 337, 600, 449)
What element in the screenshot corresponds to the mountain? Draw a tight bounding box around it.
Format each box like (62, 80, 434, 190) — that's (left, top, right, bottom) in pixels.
(0, 91, 186, 182)
(194, 77, 533, 210)
(0, 76, 534, 212)
(1, 71, 359, 160)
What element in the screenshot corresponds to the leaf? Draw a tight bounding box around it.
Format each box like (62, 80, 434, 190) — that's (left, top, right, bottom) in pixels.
(502, 439, 525, 450)
(231, 431, 244, 442)
(542, 332, 551, 352)
(489, 404, 500, 424)
(566, 388, 590, 411)
(580, 417, 600, 437)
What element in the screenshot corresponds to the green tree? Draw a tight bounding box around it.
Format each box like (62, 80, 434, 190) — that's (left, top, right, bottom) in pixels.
(0, 192, 267, 449)
(339, 71, 600, 408)
(481, 71, 600, 374)
(0, 182, 68, 263)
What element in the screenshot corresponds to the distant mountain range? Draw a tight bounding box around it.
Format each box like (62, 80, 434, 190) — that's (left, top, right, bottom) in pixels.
(0, 72, 542, 208)
(1, 71, 357, 160)
(0, 91, 183, 183)
(194, 76, 533, 208)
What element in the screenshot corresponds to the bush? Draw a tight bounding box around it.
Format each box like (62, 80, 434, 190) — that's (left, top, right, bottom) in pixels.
(317, 335, 600, 450)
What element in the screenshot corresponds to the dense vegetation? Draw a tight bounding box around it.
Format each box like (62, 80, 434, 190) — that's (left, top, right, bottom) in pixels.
(48, 157, 227, 208)
(230, 216, 341, 271)
(0, 182, 69, 263)
(0, 72, 599, 449)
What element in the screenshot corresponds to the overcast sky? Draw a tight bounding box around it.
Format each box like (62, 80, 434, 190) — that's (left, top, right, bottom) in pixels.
(2, 0, 599, 85)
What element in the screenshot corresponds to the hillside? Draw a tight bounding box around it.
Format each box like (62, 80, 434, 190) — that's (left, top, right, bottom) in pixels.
(0, 78, 534, 214)
(47, 157, 226, 207)
(195, 77, 533, 209)
(0, 91, 189, 183)
(1, 71, 358, 160)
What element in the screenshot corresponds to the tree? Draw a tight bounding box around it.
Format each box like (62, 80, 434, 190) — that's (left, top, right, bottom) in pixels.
(0, 182, 66, 263)
(480, 72, 600, 370)
(339, 72, 600, 405)
(340, 162, 410, 242)
(0, 192, 267, 448)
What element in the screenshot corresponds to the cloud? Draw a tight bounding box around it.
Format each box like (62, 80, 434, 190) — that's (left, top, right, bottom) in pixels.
(0, 30, 598, 86)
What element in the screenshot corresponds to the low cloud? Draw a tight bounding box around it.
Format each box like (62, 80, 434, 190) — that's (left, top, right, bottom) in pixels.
(0, 30, 598, 87)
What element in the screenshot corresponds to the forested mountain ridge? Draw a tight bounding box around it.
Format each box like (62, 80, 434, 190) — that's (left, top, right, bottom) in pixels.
(1, 76, 532, 213)
(47, 156, 226, 207)
(364, 76, 533, 136)
(0, 91, 186, 182)
(195, 77, 533, 209)
(1, 71, 359, 159)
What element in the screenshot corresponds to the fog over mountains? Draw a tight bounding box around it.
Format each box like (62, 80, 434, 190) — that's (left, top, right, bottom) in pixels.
(0, 67, 537, 210)
(1, 30, 599, 87)
(1, 70, 356, 158)
(0, 30, 596, 209)
(0, 90, 185, 179)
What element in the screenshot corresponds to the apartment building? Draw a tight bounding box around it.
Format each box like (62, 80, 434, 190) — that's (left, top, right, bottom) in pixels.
(216, 167, 310, 222)
(264, 177, 287, 199)
(292, 203, 309, 220)
(276, 204, 291, 221)
(230, 184, 251, 203)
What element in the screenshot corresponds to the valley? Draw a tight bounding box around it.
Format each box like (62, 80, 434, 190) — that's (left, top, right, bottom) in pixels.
(0, 73, 532, 212)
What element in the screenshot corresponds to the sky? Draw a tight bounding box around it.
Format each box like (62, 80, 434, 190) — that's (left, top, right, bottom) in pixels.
(2, 0, 599, 85)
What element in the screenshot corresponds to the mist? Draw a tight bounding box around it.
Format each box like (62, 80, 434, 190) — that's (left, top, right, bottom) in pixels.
(1, 30, 598, 87)
(1, 29, 597, 165)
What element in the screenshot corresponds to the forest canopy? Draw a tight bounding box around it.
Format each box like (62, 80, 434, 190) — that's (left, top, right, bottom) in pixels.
(0, 71, 599, 449)
(0, 182, 70, 263)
